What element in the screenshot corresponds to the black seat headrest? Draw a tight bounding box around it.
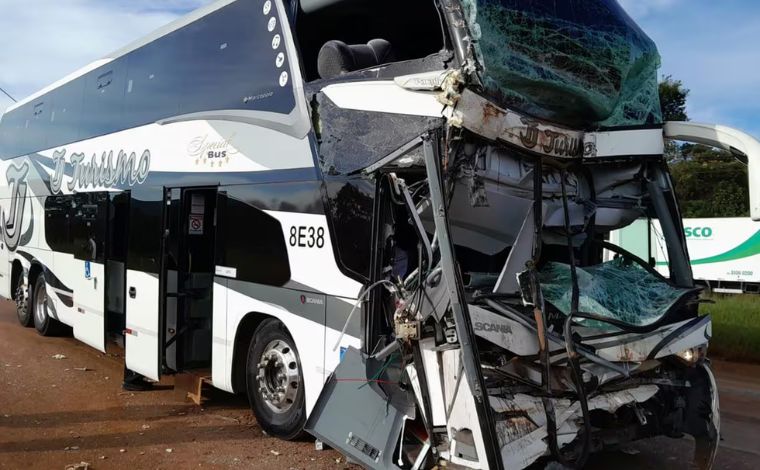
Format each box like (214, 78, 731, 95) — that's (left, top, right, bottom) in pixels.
(317, 39, 395, 80)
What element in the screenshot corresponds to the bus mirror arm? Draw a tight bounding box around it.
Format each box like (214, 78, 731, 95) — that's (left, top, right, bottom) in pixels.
(664, 121, 760, 221)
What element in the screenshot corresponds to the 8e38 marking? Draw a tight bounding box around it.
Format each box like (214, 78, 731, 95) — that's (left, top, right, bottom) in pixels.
(289, 226, 325, 248)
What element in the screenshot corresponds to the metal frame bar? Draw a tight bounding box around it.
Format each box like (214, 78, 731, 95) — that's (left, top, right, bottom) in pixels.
(421, 133, 502, 470)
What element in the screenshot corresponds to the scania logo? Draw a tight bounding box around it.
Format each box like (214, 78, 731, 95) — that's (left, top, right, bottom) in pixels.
(299, 294, 323, 305)
(473, 321, 512, 334)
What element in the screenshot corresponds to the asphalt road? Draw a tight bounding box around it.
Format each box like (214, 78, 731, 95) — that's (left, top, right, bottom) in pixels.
(1, 299, 758, 469)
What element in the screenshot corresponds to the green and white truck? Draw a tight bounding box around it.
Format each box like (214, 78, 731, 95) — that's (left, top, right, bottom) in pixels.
(610, 217, 760, 293)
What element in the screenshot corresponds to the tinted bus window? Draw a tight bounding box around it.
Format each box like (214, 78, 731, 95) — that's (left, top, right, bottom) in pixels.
(216, 186, 291, 286)
(127, 188, 164, 274)
(81, 63, 127, 139)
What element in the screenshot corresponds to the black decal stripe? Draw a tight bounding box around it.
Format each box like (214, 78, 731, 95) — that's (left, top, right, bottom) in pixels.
(219, 277, 361, 339)
(15, 250, 74, 296)
(646, 316, 710, 360)
(55, 291, 74, 308)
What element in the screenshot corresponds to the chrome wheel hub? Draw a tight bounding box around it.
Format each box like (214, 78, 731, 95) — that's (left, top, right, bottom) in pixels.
(34, 282, 47, 325)
(256, 339, 300, 414)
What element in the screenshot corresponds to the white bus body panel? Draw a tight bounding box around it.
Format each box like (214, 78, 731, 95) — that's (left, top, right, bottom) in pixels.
(71, 260, 106, 352)
(125, 269, 161, 380)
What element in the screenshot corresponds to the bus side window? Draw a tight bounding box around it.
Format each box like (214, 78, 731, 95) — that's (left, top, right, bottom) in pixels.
(216, 187, 291, 286)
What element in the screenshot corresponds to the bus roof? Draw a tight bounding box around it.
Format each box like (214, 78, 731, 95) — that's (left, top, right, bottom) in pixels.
(4, 0, 235, 115)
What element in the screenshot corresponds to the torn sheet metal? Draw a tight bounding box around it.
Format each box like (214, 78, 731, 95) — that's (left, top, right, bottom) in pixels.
(451, 88, 588, 159)
(490, 385, 658, 469)
(305, 347, 413, 469)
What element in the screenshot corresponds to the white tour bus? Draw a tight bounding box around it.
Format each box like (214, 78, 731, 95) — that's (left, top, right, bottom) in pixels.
(1, 1, 759, 469)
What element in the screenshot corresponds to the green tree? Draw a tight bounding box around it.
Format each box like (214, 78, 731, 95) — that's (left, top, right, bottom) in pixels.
(660, 76, 749, 217)
(659, 75, 689, 122)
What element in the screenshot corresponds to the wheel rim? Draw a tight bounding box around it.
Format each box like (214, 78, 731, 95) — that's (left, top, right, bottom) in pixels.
(34, 281, 47, 325)
(256, 339, 300, 414)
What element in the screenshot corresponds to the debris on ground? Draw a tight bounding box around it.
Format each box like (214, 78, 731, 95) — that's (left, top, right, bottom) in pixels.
(52, 354, 67, 360)
(141, 424, 150, 430)
(270, 450, 281, 456)
(73, 367, 89, 372)
(64, 446, 80, 451)
(119, 448, 126, 453)
(166, 448, 173, 453)
(64, 462, 90, 470)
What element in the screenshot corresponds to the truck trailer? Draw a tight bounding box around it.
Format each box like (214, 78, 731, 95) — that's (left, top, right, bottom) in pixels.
(610, 217, 760, 294)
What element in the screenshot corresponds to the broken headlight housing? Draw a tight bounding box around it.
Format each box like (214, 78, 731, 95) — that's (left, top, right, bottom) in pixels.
(675, 345, 707, 366)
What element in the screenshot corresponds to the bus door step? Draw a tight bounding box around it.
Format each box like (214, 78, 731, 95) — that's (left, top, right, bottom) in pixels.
(174, 369, 212, 405)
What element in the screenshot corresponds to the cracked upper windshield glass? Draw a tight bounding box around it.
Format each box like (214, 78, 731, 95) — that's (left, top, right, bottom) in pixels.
(462, 0, 663, 128)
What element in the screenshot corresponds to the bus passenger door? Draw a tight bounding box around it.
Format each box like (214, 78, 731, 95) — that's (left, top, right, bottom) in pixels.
(71, 192, 109, 352)
(124, 188, 166, 381)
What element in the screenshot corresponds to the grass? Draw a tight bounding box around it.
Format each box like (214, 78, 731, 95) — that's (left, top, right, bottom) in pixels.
(700, 294, 760, 362)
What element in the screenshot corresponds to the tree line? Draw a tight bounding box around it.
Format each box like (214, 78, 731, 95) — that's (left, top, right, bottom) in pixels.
(659, 76, 749, 218)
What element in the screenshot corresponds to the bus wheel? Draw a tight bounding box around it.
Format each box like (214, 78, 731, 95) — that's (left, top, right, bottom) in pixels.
(245, 319, 305, 440)
(32, 275, 65, 336)
(15, 274, 33, 327)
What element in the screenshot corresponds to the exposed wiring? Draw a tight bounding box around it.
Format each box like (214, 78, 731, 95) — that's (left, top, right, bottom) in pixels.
(333, 279, 398, 351)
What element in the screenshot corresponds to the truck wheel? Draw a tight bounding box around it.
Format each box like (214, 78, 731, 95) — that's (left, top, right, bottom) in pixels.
(246, 319, 306, 440)
(15, 274, 33, 327)
(32, 275, 66, 336)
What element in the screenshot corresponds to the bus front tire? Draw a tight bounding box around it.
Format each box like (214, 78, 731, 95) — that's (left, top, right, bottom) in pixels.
(32, 275, 66, 337)
(245, 319, 306, 440)
(15, 274, 33, 327)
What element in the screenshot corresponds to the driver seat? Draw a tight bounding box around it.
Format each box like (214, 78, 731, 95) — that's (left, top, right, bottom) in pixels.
(317, 39, 395, 79)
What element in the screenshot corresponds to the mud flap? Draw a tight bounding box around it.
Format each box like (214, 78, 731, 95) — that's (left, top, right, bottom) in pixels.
(692, 362, 720, 470)
(305, 347, 415, 469)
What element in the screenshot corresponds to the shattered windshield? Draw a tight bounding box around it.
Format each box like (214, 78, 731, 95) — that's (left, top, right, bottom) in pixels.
(461, 0, 662, 128)
(538, 258, 694, 327)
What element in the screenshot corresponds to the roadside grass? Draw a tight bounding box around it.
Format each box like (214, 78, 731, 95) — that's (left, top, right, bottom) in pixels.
(700, 294, 760, 363)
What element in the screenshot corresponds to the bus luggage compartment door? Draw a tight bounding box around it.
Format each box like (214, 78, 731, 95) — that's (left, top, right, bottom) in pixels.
(71, 192, 108, 352)
(124, 188, 165, 381)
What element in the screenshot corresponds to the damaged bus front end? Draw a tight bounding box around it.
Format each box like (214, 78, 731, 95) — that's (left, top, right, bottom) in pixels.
(301, 0, 759, 468)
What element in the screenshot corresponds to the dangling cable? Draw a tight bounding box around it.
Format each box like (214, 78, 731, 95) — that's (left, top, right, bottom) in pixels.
(559, 169, 592, 468)
(527, 158, 567, 466)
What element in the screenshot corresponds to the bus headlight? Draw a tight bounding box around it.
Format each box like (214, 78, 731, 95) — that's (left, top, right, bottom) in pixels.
(676, 345, 707, 366)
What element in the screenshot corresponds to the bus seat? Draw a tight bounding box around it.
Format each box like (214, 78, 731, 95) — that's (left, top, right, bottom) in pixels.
(317, 39, 395, 79)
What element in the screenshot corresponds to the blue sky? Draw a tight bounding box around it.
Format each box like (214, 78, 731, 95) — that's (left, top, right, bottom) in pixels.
(0, 0, 758, 137)
(619, 0, 760, 137)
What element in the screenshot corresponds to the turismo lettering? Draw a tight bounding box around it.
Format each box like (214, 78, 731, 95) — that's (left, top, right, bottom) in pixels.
(518, 121, 584, 158)
(51, 148, 151, 193)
